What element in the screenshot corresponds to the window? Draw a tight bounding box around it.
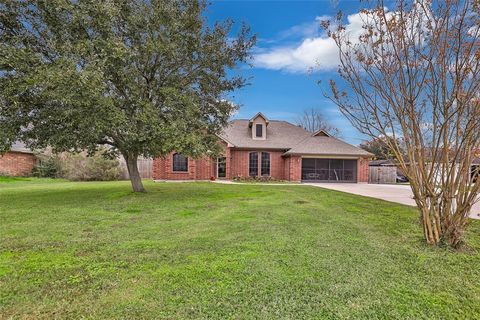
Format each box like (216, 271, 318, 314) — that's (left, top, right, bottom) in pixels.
(255, 124, 263, 138)
(249, 152, 258, 176)
(217, 157, 226, 178)
(301, 159, 357, 182)
(343, 160, 356, 181)
(261, 152, 270, 176)
(329, 159, 344, 181)
(172, 153, 188, 172)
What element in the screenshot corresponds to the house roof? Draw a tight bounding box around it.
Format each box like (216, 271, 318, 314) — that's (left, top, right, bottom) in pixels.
(283, 135, 372, 157)
(219, 119, 372, 157)
(10, 141, 34, 154)
(220, 119, 311, 149)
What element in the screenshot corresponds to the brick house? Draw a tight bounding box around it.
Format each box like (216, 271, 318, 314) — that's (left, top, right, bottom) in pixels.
(0, 142, 36, 176)
(153, 112, 372, 183)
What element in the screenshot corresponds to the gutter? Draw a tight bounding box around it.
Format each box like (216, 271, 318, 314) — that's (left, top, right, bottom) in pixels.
(283, 152, 373, 158)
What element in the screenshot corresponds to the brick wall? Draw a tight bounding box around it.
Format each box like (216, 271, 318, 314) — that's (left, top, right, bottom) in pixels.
(229, 149, 286, 180)
(229, 149, 249, 178)
(153, 154, 215, 180)
(284, 157, 290, 181)
(0, 152, 36, 176)
(152, 142, 229, 180)
(225, 146, 231, 179)
(286, 155, 301, 182)
(154, 151, 371, 183)
(154, 148, 292, 181)
(357, 157, 369, 183)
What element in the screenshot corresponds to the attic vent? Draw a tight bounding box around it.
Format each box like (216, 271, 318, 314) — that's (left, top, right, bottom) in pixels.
(312, 129, 331, 137)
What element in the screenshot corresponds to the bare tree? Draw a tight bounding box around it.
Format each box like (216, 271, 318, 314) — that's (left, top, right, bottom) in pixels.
(296, 108, 341, 136)
(325, 0, 480, 247)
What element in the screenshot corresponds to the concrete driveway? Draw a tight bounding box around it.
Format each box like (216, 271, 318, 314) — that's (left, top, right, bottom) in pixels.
(305, 183, 480, 220)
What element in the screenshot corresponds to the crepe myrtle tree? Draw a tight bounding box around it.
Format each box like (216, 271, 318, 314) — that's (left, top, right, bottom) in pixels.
(0, 0, 255, 192)
(324, 0, 480, 247)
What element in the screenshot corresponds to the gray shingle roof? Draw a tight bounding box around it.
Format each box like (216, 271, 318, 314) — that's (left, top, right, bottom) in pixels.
(10, 141, 34, 154)
(220, 120, 311, 149)
(284, 135, 372, 157)
(220, 119, 372, 157)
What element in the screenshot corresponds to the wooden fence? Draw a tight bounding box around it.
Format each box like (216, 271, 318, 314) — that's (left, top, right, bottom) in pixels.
(118, 157, 153, 179)
(369, 166, 397, 184)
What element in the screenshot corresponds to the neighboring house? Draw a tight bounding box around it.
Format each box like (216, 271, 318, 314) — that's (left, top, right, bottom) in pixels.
(153, 112, 372, 183)
(0, 142, 36, 176)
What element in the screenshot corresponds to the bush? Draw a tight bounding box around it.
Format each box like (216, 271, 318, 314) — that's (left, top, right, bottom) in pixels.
(33, 150, 121, 181)
(59, 152, 121, 181)
(32, 153, 61, 178)
(232, 176, 288, 183)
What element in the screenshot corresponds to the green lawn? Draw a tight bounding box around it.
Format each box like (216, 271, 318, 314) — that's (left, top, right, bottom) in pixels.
(1, 179, 479, 319)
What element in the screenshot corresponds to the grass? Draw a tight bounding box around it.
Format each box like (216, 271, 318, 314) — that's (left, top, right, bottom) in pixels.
(0, 176, 65, 184)
(1, 179, 479, 319)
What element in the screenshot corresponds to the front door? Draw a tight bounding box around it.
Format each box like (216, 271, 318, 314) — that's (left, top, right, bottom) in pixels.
(217, 157, 226, 178)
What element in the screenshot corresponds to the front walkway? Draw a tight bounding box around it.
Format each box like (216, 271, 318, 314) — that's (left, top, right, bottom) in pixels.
(306, 183, 480, 220)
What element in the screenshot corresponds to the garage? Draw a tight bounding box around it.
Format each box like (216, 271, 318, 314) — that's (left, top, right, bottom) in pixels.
(301, 158, 357, 182)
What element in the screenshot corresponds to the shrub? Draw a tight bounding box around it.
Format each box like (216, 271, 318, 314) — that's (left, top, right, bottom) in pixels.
(33, 149, 121, 181)
(232, 176, 287, 183)
(59, 151, 121, 181)
(32, 153, 61, 178)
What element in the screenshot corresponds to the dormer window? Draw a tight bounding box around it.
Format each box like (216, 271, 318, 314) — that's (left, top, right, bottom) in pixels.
(249, 112, 269, 140)
(255, 124, 263, 138)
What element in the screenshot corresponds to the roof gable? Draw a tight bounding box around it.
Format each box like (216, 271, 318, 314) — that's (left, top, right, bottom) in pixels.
(248, 112, 269, 127)
(312, 129, 331, 137)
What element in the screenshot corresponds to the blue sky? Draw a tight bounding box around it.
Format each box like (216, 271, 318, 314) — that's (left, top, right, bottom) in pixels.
(206, 0, 372, 145)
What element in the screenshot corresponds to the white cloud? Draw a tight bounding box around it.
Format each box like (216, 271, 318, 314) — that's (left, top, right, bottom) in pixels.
(254, 37, 339, 73)
(253, 12, 381, 73)
(278, 15, 331, 40)
(257, 15, 331, 46)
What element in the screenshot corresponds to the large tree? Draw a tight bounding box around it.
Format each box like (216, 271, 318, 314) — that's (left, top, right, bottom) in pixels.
(0, 0, 255, 192)
(326, 0, 480, 247)
(359, 137, 405, 160)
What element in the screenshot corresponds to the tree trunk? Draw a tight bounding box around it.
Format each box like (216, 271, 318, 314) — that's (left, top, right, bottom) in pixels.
(123, 152, 146, 192)
(417, 195, 469, 248)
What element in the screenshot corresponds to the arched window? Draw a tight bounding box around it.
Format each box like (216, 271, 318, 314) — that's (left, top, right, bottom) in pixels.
(172, 153, 188, 172)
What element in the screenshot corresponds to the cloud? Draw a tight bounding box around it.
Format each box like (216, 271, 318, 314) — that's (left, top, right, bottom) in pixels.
(254, 37, 339, 73)
(277, 15, 331, 40)
(253, 12, 375, 73)
(257, 15, 331, 46)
